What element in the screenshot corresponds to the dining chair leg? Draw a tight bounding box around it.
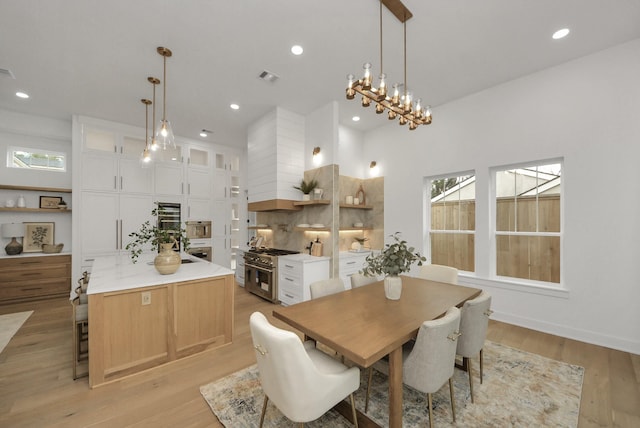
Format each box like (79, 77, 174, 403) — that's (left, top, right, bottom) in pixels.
(259, 395, 268, 428)
(350, 393, 359, 428)
(449, 377, 457, 422)
(364, 367, 373, 413)
(467, 357, 475, 403)
(479, 348, 484, 384)
(427, 392, 434, 428)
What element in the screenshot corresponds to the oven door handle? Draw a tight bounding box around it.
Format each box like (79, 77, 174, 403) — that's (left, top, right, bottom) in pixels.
(245, 263, 274, 274)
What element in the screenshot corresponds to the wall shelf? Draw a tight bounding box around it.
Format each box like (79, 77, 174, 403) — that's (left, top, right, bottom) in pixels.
(0, 184, 72, 193)
(339, 227, 373, 231)
(294, 227, 330, 232)
(247, 226, 272, 230)
(339, 203, 373, 210)
(292, 199, 331, 206)
(0, 207, 71, 213)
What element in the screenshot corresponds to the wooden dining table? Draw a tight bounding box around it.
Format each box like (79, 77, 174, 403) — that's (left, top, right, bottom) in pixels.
(272, 275, 481, 428)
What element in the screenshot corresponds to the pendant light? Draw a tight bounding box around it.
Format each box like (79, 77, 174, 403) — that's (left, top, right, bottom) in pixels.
(148, 76, 160, 152)
(140, 99, 152, 167)
(154, 47, 175, 149)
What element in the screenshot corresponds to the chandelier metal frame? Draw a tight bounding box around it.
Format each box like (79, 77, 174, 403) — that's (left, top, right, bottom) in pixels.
(346, 0, 431, 130)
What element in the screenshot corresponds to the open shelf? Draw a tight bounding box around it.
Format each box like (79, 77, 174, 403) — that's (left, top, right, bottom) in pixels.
(339, 203, 373, 210)
(0, 184, 71, 193)
(0, 207, 71, 213)
(294, 226, 330, 232)
(292, 199, 331, 206)
(339, 226, 373, 231)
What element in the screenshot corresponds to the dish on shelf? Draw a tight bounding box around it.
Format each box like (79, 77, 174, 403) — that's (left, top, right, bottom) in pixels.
(353, 222, 364, 227)
(310, 223, 325, 228)
(297, 223, 310, 228)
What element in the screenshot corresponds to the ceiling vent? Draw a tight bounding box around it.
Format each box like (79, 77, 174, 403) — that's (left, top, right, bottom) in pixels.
(0, 68, 16, 79)
(258, 70, 279, 83)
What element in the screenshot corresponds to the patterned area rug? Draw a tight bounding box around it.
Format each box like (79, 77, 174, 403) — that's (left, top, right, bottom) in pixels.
(200, 341, 584, 427)
(0, 311, 32, 354)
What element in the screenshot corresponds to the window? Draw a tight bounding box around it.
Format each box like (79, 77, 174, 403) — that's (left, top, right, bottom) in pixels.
(7, 146, 66, 172)
(494, 161, 561, 283)
(428, 173, 475, 272)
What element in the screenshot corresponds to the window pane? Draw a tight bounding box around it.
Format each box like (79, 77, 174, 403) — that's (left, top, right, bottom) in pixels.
(7, 147, 66, 172)
(429, 174, 475, 272)
(496, 235, 560, 283)
(430, 233, 475, 272)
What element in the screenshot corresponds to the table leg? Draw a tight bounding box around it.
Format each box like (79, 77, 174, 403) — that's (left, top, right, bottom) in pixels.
(388, 346, 403, 428)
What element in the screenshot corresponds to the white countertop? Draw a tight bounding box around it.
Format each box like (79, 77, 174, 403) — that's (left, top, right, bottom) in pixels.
(87, 253, 234, 295)
(279, 253, 330, 263)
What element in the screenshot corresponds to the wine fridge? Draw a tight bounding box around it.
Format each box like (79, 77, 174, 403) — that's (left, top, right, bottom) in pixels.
(157, 202, 182, 252)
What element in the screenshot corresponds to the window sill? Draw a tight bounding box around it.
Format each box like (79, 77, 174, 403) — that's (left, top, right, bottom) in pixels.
(457, 274, 569, 299)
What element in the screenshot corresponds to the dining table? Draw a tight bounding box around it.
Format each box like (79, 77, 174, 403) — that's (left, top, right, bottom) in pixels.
(272, 275, 481, 428)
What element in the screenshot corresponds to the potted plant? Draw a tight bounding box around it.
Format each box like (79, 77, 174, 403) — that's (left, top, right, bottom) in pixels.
(125, 205, 190, 274)
(361, 232, 426, 300)
(352, 236, 369, 251)
(293, 178, 319, 201)
(57, 199, 67, 210)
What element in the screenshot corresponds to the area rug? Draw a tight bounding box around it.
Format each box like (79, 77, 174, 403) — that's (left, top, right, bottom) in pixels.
(0, 311, 33, 354)
(200, 341, 584, 427)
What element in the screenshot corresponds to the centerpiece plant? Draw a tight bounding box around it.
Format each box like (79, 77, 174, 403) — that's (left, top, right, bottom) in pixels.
(293, 178, 318, 200)
(361, 232, 426, 299)
(126, 204, 190, 264)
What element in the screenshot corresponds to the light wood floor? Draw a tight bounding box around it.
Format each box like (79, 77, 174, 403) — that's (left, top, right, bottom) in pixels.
(1, 286, 638, 427)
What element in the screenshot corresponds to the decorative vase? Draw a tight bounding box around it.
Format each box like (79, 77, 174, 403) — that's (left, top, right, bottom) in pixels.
(154, 243, 181, 275)
(302, 193, 311, 201)
(384, 275, 402, 300)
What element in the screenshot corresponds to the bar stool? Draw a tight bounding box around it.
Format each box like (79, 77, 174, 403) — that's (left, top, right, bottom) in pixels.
(72, 272, 90, 379)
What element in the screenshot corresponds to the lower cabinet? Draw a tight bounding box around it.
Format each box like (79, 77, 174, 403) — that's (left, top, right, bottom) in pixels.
(88, 274, 234, 388)
(278, 255, 330, 305)
(0, 254, 71, 303)
(339, 251, 371, 289)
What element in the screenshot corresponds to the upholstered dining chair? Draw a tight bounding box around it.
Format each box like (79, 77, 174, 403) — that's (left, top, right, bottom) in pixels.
(365, 307, 461, 427)
(309, 277, 345, 299)
(350, 273, 378, 288)
(249, 312, 360, 427)
(418, 263, 459, 285)
(456, 290, 493, 403)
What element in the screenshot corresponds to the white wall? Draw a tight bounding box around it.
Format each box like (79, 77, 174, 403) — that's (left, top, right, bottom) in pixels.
(363, 39, 640, 354)
(305, 102, 338, 170)
(338, 125, 366, 178)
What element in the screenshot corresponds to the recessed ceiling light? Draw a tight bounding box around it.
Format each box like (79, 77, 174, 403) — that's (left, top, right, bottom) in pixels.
(230, 103, 240, 110)
(15, 91, 29, 99)
(291, 45, 304, 55)
(552, 28, 570, 40)
(200, 131, 207, 137)
(352, 116, 360, 122)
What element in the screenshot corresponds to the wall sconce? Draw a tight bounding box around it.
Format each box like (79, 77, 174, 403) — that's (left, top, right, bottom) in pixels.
(312, 146, 322, 165)
(370, 160, 380, 176)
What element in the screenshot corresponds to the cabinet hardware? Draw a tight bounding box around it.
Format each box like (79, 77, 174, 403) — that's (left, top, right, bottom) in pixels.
(114, 176, 117, 190)
(347, 261, 356, 265)
(120, 176, 123, 190)
(284, 264, 294, 269)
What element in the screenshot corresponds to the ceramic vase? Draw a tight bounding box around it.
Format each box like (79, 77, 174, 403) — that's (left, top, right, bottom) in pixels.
(384, 275, 402, 300)
(302, 194, 311, 201)
(154, 242, 181, 275)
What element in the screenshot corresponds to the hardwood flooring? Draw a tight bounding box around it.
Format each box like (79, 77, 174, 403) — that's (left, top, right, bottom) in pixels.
(1, 286, 638, 427)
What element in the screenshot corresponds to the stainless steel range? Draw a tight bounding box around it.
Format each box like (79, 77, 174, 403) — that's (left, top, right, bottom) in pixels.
(244, 248, 300, 303)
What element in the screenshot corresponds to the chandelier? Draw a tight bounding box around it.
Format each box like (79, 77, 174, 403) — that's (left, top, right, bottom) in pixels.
(346, 0, 431, 130)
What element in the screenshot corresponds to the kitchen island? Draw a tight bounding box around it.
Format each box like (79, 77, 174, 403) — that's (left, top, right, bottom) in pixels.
(87, 254, 234, 388)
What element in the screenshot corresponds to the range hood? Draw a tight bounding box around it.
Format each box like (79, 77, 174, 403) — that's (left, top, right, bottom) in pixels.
(247, 108, 305, 212)
(248, 199, 301, 212)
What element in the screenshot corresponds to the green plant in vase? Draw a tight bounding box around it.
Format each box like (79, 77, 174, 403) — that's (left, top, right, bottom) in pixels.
(126, 205, 190, 263)
(293, 178, 318, 200)
(361, 232, 426, 300)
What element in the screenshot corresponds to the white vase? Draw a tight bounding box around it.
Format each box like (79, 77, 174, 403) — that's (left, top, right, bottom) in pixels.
(384, 275, 402, 300)
(302, 194, 311, 201)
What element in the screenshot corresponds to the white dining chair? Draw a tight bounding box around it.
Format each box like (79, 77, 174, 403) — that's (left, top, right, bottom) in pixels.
(418, 264, 459, 285)
(350, 273, 378, 288)
(309, 277, 345, 299)
(365, 306, 461, 427)
(249, 312, 360, 427)
(456, 290, 493, 403)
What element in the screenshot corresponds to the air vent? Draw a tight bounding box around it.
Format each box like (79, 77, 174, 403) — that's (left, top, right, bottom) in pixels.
(258, 70, 279, 83)
(0, 68, 16, 79)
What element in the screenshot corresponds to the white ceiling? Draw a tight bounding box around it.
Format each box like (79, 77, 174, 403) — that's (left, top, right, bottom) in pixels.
(1, 0, 640, 148)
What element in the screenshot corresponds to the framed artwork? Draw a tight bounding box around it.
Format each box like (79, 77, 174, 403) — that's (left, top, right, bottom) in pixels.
(23, 222, 55, 252)
(39, 196, 63, 209)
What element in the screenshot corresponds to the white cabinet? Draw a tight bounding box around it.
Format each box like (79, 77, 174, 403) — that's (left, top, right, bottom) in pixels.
(278, 255, 330, 306)
(339, 251, 371, 289)
(80, 192, 153, 256)
(154, 163, 184, 196)
(236, 249, 245, 286)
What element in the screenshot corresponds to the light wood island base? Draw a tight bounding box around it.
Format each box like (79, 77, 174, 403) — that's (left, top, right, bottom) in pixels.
(88, 274, 234, 388)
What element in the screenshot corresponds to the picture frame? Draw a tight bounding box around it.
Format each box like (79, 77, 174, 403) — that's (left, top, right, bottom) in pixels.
(23, 222, 55, 252)
(39, 196, 62, 209)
